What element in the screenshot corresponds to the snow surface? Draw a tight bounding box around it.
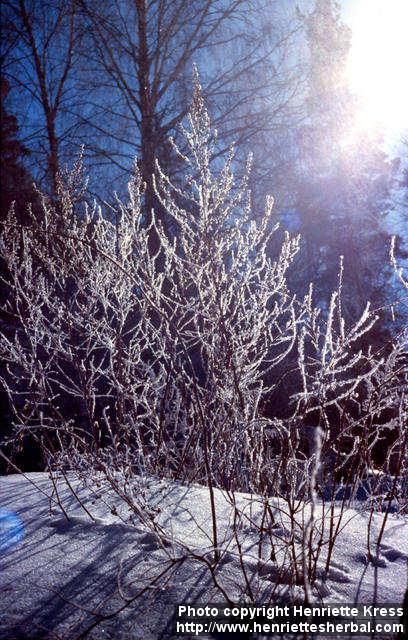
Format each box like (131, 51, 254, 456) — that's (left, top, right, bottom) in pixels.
(0, 473, 407, 639)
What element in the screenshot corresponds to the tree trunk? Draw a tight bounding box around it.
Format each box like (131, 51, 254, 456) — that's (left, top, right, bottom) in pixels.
(135, 0, 159, 257)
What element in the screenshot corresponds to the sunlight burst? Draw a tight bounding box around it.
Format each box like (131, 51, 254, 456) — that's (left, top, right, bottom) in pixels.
(347, 0, 408, 134)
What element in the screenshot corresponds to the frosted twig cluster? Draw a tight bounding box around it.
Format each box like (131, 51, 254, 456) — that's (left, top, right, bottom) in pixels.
(1, 75, 407, 604)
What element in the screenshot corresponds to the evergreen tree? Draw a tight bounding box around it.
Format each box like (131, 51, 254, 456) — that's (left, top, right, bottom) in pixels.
(287, 0, 398, 334)
(0, 79, 37, 223)
(0, 79, 41, 472)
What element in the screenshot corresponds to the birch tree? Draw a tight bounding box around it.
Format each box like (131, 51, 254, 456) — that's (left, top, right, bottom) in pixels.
(2, 0, 81, 193)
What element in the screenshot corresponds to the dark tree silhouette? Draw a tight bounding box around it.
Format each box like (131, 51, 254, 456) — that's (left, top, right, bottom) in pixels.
(0, 79, 42, 472)
(0, 79, 37, 221)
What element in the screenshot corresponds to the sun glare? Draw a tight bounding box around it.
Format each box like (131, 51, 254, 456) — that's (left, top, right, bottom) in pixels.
(347, 0, 408, 135)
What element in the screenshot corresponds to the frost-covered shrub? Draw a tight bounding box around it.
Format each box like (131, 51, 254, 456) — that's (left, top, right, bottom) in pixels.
(1, 74, 407, 600)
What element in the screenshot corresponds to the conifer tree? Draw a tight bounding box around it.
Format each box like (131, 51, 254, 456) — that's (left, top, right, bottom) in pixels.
(287, 0, 398, 337)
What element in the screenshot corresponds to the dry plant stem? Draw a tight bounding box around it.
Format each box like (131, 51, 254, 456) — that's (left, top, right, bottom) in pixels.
(0, 450, 70, 516)
(231, 505, 255, 601)
(59, 468, 96, 522)
(48, 469, 71, 521)
(375, 426, 408, 557)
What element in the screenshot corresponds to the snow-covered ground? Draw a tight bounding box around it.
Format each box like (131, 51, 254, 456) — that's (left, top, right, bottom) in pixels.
(0, 473, 407, 639)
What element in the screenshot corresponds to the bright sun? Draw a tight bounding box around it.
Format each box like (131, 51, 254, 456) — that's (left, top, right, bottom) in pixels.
(347, 0, 408, 134)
